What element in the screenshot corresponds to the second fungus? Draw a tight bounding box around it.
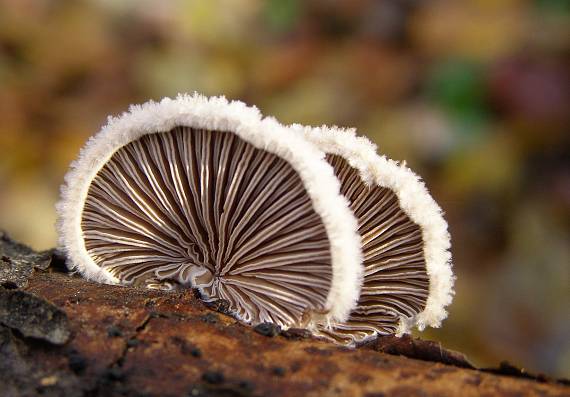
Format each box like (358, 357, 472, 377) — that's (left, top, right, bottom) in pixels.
(297, 125, 454, 345)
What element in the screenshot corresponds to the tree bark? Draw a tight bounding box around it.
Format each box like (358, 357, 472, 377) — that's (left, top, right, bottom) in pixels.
(1, 234, 568, 397)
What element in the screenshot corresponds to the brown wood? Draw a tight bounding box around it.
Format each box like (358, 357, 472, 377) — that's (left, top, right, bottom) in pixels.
(1, 234, 568, 397)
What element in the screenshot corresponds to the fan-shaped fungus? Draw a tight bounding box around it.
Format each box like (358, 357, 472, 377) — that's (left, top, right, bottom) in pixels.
(297, 125, 454, 345)
(57, 94, 363, 329)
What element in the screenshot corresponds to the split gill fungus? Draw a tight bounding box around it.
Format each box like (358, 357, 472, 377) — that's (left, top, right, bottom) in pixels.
(57, 94, 363, 330)
(298, 125, 454, 345)
(57, 94, 454, 345)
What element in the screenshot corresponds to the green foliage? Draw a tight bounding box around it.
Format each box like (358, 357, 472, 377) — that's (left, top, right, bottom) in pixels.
(263, 0, 301, 32)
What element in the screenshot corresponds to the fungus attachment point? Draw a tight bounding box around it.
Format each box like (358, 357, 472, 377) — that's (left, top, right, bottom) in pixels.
(57, 94, 363, 330)
(299, 126, 454, 345)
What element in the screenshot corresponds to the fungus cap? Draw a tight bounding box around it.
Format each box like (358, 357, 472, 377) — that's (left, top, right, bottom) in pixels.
(295, 124, 454, 344)
(56, 94, 363, 328)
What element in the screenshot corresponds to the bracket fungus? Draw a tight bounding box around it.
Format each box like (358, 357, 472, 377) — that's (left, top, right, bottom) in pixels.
(296, 125, 454, 345)
(56, 94, 364, 329)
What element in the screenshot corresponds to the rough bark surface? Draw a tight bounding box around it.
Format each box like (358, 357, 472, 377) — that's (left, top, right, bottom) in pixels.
(1, 233, 568, 397)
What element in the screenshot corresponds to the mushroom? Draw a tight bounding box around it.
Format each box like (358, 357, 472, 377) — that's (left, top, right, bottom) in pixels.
(56, 94, 363, 329)
(296, 125, 454, 345)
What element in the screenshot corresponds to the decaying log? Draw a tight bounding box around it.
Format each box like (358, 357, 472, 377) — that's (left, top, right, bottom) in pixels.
(1, 233, 568, 397)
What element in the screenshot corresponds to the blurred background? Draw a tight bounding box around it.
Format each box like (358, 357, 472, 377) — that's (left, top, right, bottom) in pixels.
(0, 0, 568, 378)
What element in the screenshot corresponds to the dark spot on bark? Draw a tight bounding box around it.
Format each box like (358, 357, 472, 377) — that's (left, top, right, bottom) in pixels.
(144, 298, 158, 308)
(304, 346, 333, 356)
(281, 328, 312, 340)
(201, 313, 219, 324)
(188, 383, 250, 397)
(105, 366, 125, 381)
(202, 371, 224, 385)
(107, 325, 123, 337)
(170, 335, 202, 357)
(481, 361, 558, 383)
(272, 366, 286, 377)
(375, 335, 474, 369)
(67, 350, 87, 374)
(1, 281, 18, 290)
(205, 298, 231, 315)
(192, 288, 203, 300)
(127, 338, 140, 347)
(238, 380, 255, 392)
(290, 361, 303, 373)
(253, 322, 281, 337)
